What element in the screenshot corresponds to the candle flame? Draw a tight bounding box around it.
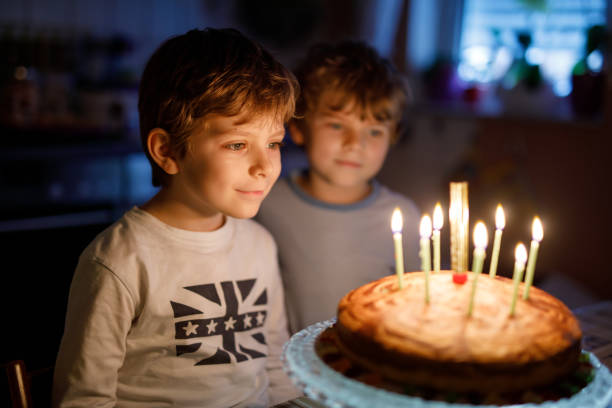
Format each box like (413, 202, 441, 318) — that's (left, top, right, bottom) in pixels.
(495, 204, 505, 230)
(391, 207, 403, 233)
(473, 221, 488, 249)
(515, 243, 527, 264)
(433, 203, 443, 230)
(532, 217, 543, 242)
(420, 214, 432, 238)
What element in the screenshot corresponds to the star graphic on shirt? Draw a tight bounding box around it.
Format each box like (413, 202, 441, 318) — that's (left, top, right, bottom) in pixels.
(206, 320, 218, 334)
(182, 321, 199, 336)
(256, 312, 265, 325)
(224, 316, 237, 331)
(172, 280, 270, 365)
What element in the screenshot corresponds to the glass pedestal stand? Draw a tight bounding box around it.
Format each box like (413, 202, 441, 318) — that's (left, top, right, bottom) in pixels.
(282, 319, 612, 408)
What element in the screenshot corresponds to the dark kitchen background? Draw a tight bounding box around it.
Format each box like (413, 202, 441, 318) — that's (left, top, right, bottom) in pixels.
(1, 0, 611, 396)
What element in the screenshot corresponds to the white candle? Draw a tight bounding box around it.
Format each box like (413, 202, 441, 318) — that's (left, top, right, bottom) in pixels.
(391, 208, 405, 289)
(450, 182, 469, 273)
(523, 217, 543, 299)
(489, 204, 505, 278)
(420, 215, 432, 303)
(468, 221, 488, 316)
(433, 203, 443, 273)
(510, 243, 528, 316)
(460, 209, 469, 273)
(432, 203, 444, 272)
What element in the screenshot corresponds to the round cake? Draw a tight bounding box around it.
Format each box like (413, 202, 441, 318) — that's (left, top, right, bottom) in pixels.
(335, 271, 583, 394)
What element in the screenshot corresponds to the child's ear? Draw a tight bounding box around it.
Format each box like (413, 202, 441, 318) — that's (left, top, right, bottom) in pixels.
(147, 128, 179, 175)
(288, 122, 305, 146)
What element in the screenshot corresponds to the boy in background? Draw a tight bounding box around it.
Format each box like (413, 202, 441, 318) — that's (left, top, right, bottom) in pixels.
(53, 28, 300, 407)
(257, 41, 420, 332)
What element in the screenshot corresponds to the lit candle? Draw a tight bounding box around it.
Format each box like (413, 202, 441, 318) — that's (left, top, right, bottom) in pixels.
(420, 214, 432, 303)
(510, 243, 528, 316)
(468, 221, 488, 316)
(488, 204, 505, 278)
(391, 208, 405, 289)
(523, 217, 543, 299)
(433, 203, 443, 273)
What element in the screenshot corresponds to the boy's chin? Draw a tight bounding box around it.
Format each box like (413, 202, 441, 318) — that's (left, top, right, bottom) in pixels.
(224, 205, 261, 220)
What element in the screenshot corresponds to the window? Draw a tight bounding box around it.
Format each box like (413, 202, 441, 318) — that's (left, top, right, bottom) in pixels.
(458, 0, 607, 97)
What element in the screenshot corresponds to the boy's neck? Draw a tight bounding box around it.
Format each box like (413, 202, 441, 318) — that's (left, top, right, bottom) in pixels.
(140, 190, 225, 232)
(296, 171, 372, 205)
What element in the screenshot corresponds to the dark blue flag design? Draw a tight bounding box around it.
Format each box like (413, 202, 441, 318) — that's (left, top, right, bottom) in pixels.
(170, 279, 268, 365)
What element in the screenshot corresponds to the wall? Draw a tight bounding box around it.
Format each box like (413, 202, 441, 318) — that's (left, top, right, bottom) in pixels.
(1, 0, 211, 74)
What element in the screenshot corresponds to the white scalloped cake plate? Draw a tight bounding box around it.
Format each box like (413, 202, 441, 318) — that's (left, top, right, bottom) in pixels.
(282, 319, 612, 408)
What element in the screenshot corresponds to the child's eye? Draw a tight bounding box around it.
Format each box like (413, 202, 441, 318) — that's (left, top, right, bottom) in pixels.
(369, 128, 385, 137)
(268, 141, 285, 150)
(328, 122, 343, 130)
(225, 143, 245, 151)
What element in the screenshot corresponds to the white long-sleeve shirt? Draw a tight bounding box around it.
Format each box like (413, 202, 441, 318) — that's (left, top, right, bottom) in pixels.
(53, 207, 299, 407)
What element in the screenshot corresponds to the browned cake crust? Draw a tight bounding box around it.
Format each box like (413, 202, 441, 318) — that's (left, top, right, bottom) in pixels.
(336, 271, 582, 393)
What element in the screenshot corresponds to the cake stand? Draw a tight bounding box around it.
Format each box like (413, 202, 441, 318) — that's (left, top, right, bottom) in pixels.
(282, 319, 612, 408)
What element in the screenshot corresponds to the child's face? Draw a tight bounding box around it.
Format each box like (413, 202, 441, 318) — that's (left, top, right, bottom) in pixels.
(170, 112, 284, 219)
(295, 98, 392, 194)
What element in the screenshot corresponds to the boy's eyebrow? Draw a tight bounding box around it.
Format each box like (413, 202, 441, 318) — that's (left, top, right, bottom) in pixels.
(264, 129, 286, 137)
(210, 126, 285, 138)
(317, 110, 345, 119)
(318, 109, 390, 125)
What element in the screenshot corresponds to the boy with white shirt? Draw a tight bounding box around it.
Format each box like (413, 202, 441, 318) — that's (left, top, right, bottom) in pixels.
(52, 28, 300, 407)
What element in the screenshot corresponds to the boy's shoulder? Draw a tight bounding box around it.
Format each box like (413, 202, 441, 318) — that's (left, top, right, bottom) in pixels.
(258, 176, 295, 211)
(266, 175, 293, 198)
(375, 182, 420, 217)
(80, 207, 148, 262)
(86, 209, 275, 251)
(261, 176, 419, 215)
(81, 210, 278, 273)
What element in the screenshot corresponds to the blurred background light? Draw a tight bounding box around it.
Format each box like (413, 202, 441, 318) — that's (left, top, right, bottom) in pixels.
(587, 49, 604, 72)
(459, 0, 607, 90)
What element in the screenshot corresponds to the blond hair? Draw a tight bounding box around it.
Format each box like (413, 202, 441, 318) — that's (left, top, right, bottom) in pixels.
(293, 41, 409, 143)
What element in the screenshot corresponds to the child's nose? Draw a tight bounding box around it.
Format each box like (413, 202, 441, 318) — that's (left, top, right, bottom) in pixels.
(342, 130, 362, 149)
(250, 147, 273, 177)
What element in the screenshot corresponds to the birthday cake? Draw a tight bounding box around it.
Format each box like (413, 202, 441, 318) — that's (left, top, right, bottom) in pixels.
(335, 270, 583, 394)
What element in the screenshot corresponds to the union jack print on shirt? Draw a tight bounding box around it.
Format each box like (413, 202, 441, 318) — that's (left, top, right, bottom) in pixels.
(170, 279, 268, 365)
